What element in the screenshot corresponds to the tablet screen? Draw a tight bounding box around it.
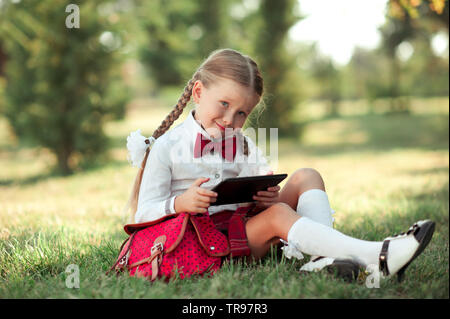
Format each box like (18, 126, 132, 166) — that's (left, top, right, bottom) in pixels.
(210, 174, 287, 206)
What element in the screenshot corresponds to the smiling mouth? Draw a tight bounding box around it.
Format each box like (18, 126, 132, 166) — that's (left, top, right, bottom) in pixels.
(215, 122, 226, 131)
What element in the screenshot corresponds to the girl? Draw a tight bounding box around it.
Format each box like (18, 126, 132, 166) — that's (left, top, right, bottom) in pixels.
(124, 48, 435, 282)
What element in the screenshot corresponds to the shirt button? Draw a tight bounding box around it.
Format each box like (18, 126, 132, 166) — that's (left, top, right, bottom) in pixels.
(214, 173, 220, 179)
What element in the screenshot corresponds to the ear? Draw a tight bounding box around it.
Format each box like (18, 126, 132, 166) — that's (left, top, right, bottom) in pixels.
(192, 80, 203, 104)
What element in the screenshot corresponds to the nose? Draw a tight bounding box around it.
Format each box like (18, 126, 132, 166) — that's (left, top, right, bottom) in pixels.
(223, 112, 233, 127)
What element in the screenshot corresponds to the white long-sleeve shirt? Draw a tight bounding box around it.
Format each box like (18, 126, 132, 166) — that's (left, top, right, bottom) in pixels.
(135, 109, 272, 223)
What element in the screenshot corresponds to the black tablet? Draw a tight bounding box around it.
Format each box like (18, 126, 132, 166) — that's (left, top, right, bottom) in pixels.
(210, 174, 288, 206)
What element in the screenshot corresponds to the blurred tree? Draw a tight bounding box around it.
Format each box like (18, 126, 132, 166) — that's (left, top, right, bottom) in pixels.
(404, 0, 449, 96)
(137, 0, 199, 88)
(137, 0, 235, 90)
(253, 0, 302, 136)
(401, 35, 449, 96)
(379, 15, 416, 113)
(194, 0, 230, 58)
(345, 47, 391, 111)
(0, 0, 129, 175)
(225, 0, 261, 57)
(416, 0, 449, 31)
(309, 53, 342, 117)
(0, 40, 6, 113)
(388, 0, 448, 24)
(379, 0, 448, 112)
(0, 40, 6, 76)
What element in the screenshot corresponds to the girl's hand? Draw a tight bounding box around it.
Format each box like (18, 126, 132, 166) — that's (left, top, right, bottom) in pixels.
(252, 185, 280, 208)
(174, 177, 217, 214)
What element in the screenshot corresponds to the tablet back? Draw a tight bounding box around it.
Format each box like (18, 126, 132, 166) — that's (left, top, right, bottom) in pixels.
(210, 174, 287, 206)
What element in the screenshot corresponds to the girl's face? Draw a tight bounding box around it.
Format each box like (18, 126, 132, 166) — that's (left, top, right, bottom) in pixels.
(192, 78, 259, 139)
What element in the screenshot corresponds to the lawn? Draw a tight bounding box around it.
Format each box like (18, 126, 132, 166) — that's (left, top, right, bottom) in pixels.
(0, 97, 448, 299)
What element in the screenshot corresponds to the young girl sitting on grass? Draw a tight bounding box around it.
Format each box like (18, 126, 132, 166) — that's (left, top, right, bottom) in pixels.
(124, 48, 435, 282)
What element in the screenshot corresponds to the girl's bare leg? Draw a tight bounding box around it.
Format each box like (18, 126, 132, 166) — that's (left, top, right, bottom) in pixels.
(278, 168, 326, 210)
(245, 202, 300, 260)
(246, 169, 329, 259)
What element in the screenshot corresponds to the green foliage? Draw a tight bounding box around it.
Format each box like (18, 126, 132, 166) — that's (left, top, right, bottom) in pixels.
(136, 0, 201, 88)
(194, 0, 231, 58)
(0, 76, 5, 115)
(345, 47, 390, 103)
(253, 0, 302, 136)
(136, 0, 236, 89)
(308, 48, 342, 117)
(403, 38, 449, 97)
(342, 0, 448, 112)
(0, 0, 447, 171)
(368, 1, 449, 112)
(0, 0, 129, 175)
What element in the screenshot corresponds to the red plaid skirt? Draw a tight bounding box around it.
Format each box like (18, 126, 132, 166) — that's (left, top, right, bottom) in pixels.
(210, 205, 262, 258)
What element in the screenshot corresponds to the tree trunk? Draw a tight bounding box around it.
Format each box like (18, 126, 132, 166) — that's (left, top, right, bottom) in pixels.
(0, 41, 6, 77)
(55, 144, 73, 176)
(389, 54, 400, 112)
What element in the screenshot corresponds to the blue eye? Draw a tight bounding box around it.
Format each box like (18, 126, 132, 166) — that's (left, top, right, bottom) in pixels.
(239, 111, 247, 117)
(221, 101, 229, 107)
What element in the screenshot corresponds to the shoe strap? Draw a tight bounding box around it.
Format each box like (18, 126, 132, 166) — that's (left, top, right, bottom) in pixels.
(379, 240, 390, 276)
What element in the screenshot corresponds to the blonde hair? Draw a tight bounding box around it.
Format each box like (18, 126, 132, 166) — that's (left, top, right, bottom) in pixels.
(124, 48, 264, 223)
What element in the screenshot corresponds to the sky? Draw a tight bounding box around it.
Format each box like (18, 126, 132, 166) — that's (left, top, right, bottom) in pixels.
(289, 0, 389, 65)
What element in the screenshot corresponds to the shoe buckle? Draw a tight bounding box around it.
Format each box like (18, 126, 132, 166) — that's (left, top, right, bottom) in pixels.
(379, 240, 390, 276)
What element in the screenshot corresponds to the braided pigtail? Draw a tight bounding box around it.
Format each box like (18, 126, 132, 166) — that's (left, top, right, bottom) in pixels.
(151, 80, 195, 139)
(123, 78, 196, 223)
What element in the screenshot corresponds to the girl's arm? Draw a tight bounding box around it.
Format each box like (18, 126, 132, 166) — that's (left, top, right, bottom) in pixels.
(134, 139, 176, 223)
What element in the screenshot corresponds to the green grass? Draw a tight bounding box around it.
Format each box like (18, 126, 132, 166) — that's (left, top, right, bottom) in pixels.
(0, 98, 448, 298)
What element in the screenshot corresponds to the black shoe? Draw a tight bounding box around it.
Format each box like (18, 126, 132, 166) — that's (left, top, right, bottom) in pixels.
(325, 258, 361, 282)
(300, 256, 361, 282)
(379, 220, 435, 282)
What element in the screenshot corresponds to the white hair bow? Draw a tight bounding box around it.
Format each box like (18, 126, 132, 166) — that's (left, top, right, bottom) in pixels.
(126, 129, 155, 167)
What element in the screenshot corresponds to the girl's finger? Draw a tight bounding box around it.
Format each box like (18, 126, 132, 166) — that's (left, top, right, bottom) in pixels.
(256, 191, 278, 198)
(197, 194, 215, 203)
(267, 185, 281, 192)
(196, 199, 211, 208)
(197, 188, 218, 197)
(253, 195, 277, 202)
(192, 177, 210, 187)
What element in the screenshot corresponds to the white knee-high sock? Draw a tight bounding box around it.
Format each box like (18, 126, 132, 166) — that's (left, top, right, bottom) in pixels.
(296, 189, 335, 228)
(287, 217, 382, 267)
(296, 189, 335, 263)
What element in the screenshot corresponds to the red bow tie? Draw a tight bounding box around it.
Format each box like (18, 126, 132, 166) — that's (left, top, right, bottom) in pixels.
(193, 133, 237, 161)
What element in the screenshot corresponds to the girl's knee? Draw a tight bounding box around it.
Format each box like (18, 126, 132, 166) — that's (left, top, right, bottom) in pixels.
(293, 168, 322, 181)
(291, 168, 325, 192)
(270, 202, 292, 214)
(266, 202, 298, 230)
